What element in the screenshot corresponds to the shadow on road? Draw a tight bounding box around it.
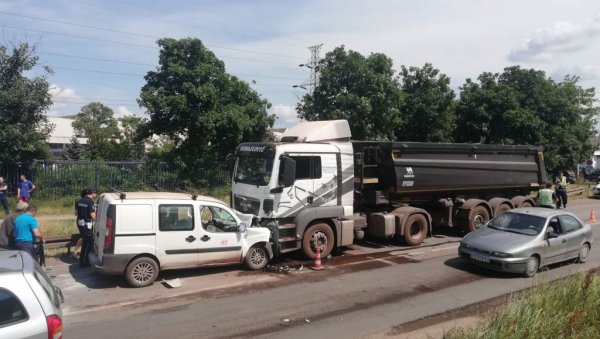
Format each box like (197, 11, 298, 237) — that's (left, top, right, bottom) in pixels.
(443, 257, 518, 279)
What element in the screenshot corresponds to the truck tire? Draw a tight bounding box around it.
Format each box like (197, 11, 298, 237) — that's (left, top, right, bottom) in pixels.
(519, 201, 533, 208)
(403, 214, 428, 246)
(302, 223, 335, 260)
(467, 206, 489, 232)
(125, 256, 159, 288)
(494, 203, 512, 216)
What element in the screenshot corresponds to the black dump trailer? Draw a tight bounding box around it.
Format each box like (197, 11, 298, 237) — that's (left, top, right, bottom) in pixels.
(351, 142, 547, 244)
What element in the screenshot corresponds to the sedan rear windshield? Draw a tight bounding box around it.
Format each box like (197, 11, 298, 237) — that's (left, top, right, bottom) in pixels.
(487, 212, 546, 236)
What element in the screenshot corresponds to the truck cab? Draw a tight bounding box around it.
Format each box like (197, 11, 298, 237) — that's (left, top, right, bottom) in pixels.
(231, 120, 355, 258)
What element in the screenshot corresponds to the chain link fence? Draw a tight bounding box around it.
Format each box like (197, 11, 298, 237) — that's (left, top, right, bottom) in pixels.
(0, 161, 230, 199)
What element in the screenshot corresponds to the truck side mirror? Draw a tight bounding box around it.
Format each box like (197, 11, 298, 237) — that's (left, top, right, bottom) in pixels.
(281, 156, 296, 187)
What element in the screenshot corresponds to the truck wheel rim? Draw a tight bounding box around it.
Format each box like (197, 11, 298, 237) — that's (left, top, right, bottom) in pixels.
(249, 248, 266, 266)
(311, 231, 328, 251)
(474, 214, 486, 229)
(133, 262, 154, 283)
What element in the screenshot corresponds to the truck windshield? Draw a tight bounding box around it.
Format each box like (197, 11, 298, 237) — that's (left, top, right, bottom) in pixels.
(234, 156, 274, 186)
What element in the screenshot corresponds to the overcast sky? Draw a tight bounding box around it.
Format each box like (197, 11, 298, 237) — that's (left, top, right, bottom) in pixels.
(1, 0, 599, 127)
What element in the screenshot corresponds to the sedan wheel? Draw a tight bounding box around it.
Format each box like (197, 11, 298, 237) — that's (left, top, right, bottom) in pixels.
(523, 256, 539, 278)
(577, 243, 590, 263)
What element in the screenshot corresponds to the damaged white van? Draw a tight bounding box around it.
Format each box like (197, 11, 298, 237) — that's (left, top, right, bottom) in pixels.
(88, 192, 273, 287)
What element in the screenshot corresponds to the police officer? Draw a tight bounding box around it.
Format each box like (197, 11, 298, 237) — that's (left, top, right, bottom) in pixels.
(555, 172, 568, 209)
(75, 188, 97, 267)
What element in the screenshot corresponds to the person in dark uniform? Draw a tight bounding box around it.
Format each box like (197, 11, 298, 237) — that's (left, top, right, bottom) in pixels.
(75, 188, 97, 267)
(0, 177, 9, 215)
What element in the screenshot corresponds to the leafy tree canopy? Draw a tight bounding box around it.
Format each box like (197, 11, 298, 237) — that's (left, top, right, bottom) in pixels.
(397, 63, 456, 142)
(455, 66, 598, 172)
(297, 46, 403, 140)
(0, 42, 53, 162)
(72, 102, 121, 160)
(138, 37, 275, 176)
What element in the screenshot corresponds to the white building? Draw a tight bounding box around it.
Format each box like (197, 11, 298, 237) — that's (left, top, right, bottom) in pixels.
(47, 117, 88, 158)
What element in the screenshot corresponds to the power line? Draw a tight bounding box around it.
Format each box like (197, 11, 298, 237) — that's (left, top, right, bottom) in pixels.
(77, 0, 313, 48)
(38, 65, 303, 81)
(38, 51, 297, 68)
(0, 15, 305, 60)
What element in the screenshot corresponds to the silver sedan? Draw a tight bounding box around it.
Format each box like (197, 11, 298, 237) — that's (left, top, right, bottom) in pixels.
(458, 208, 593, 277)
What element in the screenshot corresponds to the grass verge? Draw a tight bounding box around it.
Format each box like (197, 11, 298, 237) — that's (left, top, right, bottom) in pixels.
(444, 270, 600, 338)
(39, 219, 77, 237)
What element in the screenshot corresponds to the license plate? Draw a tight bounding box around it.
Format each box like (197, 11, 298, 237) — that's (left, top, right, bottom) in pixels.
(471, 254, 490, 263)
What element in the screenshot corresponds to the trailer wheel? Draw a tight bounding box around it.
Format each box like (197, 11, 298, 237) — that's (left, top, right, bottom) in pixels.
(302, 223, 334, 260)
(494, 203, 512, 216)
(467, 206, 490, 232)
(403, 214, 428, 246)
(519, 201, 533, 208)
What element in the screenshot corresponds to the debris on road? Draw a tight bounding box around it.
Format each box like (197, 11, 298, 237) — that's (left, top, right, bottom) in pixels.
(162, 278, 182, 288)
(280, 318, 290, 326)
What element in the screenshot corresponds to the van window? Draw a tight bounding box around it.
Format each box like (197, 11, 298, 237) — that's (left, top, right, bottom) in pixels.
(201, 206, 237, 233)
(0, 288, 28, 327)
(159, 205, 194, 231)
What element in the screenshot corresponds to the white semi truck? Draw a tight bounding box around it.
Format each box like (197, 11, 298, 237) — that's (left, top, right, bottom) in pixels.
(231, 120, 546, 259)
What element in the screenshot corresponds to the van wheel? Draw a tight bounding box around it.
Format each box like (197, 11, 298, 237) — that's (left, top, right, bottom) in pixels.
(302, 223, 334, 260)
(245, 245, 269, 270)
(403, 214, 428, 246)
(125, 257, 159, 288)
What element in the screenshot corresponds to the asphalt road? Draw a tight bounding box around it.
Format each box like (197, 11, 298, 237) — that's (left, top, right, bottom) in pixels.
(60, 198, 600, 339)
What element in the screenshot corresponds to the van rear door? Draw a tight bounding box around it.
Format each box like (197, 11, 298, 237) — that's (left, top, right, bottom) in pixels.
(93, 196, 111, 263)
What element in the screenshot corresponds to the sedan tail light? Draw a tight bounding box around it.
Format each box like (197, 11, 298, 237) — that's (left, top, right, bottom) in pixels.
(46, 314, 63, 339)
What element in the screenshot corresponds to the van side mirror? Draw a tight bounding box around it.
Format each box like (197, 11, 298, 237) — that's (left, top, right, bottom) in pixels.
(281, 156, 296, 187)
(237, 223, 247, 233)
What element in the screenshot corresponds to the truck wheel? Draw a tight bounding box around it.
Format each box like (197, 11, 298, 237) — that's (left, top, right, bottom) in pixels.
(302, 223, 334, 260)
(245, 245, 269, 270)
(403, 214, 428, 246)
(467, 206, 489, 232)
(519, 201, 533, 208)
(125, 256, 159, 288)
(494, 203, 512, 216)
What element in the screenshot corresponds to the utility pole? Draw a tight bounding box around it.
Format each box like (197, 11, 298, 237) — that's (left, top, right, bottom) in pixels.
(293, 44, 323, 94)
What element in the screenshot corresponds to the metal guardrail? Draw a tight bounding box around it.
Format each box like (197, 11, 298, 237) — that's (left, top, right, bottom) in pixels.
(43, 234, 80, 252)
(567, 187, 585, 196)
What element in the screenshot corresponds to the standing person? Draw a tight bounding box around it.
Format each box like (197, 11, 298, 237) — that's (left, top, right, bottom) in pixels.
(537, 182, 557, 209)
(0, 177, 9, 215)
(555, 171, 568, 209)
(75, 188, 97, 267)
(17, 174, 36, 202)
(0, 201, 28, 249)
(13, 205, 43, 260)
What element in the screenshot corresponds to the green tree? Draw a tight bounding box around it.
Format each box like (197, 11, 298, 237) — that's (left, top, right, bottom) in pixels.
(397, 63, 456, 142)
(138, 38, 275, 182)
(0, 42, 53, 161)
(455, 66, 598, 171)
(63, 135, 84, 160)
(297, 46, 403, 140)
(72, 102, 120, 160)
(119, 115, 146, 160)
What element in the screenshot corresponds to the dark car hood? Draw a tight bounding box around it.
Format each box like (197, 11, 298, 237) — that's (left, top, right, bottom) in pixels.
(462, 227, 536, 252)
